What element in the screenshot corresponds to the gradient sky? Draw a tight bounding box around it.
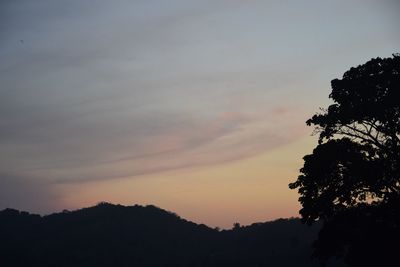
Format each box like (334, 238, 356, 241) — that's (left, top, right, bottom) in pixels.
(1, 0, 399, 228)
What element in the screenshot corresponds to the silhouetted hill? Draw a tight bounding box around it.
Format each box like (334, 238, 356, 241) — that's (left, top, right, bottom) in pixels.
(0, 203, 343, 266)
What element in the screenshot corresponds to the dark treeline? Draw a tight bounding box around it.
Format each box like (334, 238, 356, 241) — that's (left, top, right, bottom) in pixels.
(0, 203, 344, 266)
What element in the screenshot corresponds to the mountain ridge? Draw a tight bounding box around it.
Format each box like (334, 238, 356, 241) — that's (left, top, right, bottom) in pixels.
(0, 203, 343, 266)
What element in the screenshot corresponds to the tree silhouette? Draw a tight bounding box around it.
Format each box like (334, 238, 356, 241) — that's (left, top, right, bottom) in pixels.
(0, 204, 325, 267)
(289, 54, 400, 266)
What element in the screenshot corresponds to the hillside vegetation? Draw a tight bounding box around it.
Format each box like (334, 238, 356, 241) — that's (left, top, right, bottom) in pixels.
(0, 203, 343, 266)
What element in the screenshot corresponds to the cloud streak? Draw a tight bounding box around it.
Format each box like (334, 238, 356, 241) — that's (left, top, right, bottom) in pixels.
(2, 104, 307, 183)
(0, 0, 398, 213)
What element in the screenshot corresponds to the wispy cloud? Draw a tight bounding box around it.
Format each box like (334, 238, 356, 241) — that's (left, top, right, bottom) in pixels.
(0, 0, 398, 213)
(4, 104, 307, 183)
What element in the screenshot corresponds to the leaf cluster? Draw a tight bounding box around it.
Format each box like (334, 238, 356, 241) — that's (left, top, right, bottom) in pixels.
(289, 54, 400, 266)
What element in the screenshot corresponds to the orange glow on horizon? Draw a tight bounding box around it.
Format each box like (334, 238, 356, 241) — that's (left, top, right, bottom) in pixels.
(57, 135, 316, 229)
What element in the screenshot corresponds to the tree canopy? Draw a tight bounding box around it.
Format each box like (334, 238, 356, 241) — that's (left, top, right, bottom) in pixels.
(0, 204, 325, 267)
(289, 54, 400, 266)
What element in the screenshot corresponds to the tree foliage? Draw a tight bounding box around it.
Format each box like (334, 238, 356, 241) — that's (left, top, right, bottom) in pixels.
(289, 54, 400, 266)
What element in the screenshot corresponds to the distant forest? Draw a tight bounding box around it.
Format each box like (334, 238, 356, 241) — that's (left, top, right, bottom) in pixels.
(0, 203, 344, 267)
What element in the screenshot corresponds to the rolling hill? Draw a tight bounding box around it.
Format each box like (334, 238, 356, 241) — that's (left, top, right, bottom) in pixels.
(0, 203, 343, 266)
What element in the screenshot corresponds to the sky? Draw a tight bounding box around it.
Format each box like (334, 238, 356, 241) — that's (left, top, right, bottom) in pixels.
(0, 0, 399, 228)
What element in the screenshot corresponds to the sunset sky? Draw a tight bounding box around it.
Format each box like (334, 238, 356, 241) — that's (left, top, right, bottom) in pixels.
(1, 0, 399, 228)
